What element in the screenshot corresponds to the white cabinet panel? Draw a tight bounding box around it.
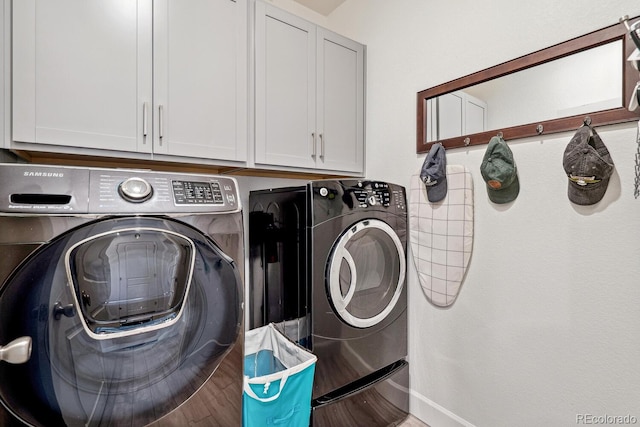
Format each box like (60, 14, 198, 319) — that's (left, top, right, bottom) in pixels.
(465, 98, 487, 135)
(154, 0, 246, 161)
(317, 29, 364, 172)
(13, 0, 152, 153)
(437, 93, 464, 140)
(12, 0, 247, 163)
(255, 2, 365, 174)
(426, 91, 487, 142)
(255, 3, 316, 168)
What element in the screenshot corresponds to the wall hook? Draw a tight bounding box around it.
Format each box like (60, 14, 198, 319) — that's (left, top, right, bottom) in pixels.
(464, 137, 471, 146)
(620, 15, 630, 31)
(583, 116, 592, 126)
(497, 131, 504, 139)
(536, 124, 544, 135)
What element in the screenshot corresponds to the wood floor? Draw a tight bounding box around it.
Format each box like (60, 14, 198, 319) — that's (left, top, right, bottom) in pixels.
(150, 340, 243, 427)
(0, 334, 431, 427)
(400, 415, 430, 427)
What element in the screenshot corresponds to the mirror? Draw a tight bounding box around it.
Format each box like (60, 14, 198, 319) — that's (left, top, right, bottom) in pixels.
(417, 17, 640, 153)
(425, 42, 622, 142)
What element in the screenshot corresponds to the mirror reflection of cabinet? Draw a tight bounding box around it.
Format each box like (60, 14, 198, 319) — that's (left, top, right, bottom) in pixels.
(417, 16, 640, 153)
(425, 91, 487, 143)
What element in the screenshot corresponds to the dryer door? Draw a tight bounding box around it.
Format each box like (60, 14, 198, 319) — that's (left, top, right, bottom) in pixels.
(0, 216, 242, 427)
(327, 219, 406, 328)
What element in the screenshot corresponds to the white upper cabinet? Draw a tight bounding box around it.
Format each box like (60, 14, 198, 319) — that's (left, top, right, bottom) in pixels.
(254, 4, 316, 169)
(254, 2, 365, 174)
(13, 0, 152, 153)
(12, 0, 247, 162)
(153, 0, 246, 160)
(316, 28, 364, 173)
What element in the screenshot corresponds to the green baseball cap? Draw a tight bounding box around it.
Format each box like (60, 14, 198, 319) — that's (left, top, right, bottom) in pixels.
(480, 136, 520, 204)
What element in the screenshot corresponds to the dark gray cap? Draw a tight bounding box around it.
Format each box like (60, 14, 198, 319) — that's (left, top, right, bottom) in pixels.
(480, 136, 519, 204)
(420, 143, 447, 202)
(562, 126, 614, 205)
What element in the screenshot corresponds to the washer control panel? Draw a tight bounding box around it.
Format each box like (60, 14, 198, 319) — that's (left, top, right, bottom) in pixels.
(0, 163, 241, 214)
(172, 180, 225, 205)
(92, 171, 239, 213)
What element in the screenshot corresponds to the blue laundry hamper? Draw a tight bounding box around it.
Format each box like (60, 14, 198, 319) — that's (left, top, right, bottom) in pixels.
(243, 323, 317, 427)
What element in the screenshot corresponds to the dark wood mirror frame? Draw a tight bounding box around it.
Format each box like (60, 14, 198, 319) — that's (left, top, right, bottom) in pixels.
(416, 17, 640, 154)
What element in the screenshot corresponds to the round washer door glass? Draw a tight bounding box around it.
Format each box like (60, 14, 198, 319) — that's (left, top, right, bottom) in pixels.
(0, 217, 242, 427)
(327, 219, 406, 328)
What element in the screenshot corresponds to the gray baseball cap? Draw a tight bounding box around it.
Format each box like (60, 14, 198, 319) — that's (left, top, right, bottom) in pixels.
(562, 126, 614, 205)
(480, 136, 519, 204)
(420, 143, 447, 202)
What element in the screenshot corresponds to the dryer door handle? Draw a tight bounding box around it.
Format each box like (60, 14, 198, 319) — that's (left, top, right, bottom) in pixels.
(0, 337, 32, 364)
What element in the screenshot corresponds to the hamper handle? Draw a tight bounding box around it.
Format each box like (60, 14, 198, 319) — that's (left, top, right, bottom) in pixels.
(243, 373, 290, 402)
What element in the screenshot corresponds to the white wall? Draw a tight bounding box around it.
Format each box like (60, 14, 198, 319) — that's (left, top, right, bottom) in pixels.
(250, 1, 640, 426)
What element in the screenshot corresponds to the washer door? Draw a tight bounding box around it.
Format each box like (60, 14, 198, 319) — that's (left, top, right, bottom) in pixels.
(326, 219, 406, 328)
(0, 217, 242, 427)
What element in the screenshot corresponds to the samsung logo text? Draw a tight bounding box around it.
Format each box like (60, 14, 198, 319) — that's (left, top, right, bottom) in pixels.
(23, 171, 65, 178)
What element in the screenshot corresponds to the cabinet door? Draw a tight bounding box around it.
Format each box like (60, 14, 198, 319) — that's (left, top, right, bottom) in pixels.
(316, 29, 364, 173)
(436, 92, 464, 140)
(153, 0, 247, 161)
(425, 91, 487, 142)
(12, 0, 153, 153)
(464, 93, 488, 135)
(254, 3, 316, 169)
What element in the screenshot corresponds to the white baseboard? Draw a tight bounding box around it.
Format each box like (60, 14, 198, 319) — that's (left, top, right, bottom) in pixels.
(409, 390, 476, 427)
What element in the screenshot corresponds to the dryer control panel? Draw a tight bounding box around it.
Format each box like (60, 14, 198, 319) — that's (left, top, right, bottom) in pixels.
(311, 179, 407, 221)
(350, 181, 392, 208)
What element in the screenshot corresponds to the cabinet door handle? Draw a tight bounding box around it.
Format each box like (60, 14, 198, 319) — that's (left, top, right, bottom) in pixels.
(143, 102, 149, 138)
(319, 133, 325, 159)
(311, 132, 316, 158)
(158, 105, 164, 144)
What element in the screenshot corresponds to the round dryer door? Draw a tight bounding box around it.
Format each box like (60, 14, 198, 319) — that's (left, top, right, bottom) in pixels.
(327, 219, 406, 328)
(0, 216, 242, 427)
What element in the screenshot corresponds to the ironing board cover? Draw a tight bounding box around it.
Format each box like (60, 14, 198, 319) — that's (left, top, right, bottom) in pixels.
(409, 165, 474, 307)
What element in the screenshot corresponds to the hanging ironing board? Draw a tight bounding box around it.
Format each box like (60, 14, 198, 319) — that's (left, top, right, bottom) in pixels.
(409, 165, 474, 307)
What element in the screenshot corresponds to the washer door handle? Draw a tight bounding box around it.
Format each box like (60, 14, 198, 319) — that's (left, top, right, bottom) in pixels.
(0, 337, 32, 364)
(338, 249, 358, 307)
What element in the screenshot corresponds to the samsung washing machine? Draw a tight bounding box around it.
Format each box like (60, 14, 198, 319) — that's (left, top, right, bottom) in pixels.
(249, 179, 409, 426)
(0, 163, 244, 427)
